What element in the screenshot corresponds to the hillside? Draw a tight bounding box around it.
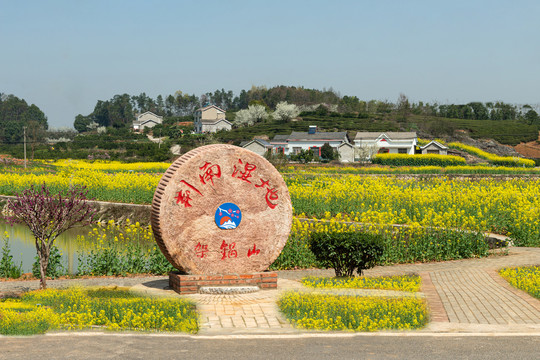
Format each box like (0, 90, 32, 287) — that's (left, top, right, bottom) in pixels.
(216, 112, 539, 148)
(515, 134, 540, 158)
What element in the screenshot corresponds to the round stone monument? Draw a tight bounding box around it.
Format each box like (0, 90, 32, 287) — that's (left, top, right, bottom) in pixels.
(151, 144, 292, 278)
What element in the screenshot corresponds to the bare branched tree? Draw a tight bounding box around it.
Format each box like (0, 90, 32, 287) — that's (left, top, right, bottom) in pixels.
(5, 185, 96, 289)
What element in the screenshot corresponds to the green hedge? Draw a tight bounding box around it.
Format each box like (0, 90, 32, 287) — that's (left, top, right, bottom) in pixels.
(372, 153, 466, 167)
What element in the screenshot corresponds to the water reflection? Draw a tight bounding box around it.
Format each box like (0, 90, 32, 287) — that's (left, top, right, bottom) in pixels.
(0, 222, 91, 274)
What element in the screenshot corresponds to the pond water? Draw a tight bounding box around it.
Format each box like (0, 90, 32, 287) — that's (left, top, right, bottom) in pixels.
(0, 222, 91, 274)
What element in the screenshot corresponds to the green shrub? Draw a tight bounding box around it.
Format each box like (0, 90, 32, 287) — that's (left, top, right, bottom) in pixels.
(270, 233, 319, 270)
(290, 149, 315, 163)
(0, 238, 22, 279)
(308, 231, 383, 276)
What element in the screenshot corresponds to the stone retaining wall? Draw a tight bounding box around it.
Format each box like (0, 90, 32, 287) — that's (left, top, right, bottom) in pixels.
(0, 195, 152, 225)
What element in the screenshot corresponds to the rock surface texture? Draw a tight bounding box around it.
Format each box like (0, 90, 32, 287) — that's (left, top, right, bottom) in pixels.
(151, 144, 292, 275)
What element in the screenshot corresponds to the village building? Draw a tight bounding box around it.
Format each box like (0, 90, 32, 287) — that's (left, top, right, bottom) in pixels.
(240, 139, 273, 157)
(268, 134, 289, 154)
(194, 105, 232, 133)
(132, 111, 163, 131)
(337, 142, 355, 162)
(354, 132, 417, 157)
(420, 140, 448, 155)
(270, 125, 349, 157)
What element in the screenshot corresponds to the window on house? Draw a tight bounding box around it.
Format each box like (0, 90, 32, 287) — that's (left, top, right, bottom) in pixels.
(427, 150, 439, 154)
(398, 148, 408, 154)
(293, 147, 301, 154)
(378, 148, 389, 154)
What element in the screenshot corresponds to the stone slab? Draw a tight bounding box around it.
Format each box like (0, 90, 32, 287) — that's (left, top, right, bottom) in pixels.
(151, 144, 292, 275)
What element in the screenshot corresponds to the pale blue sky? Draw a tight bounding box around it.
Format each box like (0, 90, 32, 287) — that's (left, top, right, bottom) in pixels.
(1, 0, 539, 128)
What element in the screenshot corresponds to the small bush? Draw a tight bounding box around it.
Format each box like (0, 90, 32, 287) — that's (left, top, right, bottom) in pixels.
(308, 231, 383, 277)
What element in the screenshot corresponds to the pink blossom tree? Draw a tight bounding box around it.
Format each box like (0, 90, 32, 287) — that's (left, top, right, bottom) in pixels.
(5, 184, 96, 289)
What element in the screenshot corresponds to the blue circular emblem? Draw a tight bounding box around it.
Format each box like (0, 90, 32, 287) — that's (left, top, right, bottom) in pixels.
(215, 203, 242, 230)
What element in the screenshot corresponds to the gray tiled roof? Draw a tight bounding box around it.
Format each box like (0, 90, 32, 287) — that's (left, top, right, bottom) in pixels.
(287, 131, 348, 141)
(271, 134, 290, 142)
(240, 139, 272, 147)
(420, 140, 448, 150)
(201, 119, 231, 124)
(354, 132, 417, 140)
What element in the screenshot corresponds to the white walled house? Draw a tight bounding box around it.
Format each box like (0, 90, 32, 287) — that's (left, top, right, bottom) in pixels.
(270, 126, 350, 159)
(354, 132, 417, 157)
(269, 134, 289, 155)
(133, 111, 163, 131)
(240, 139, 273, 157)
(285, 127, 349, 157)
(420, 140, 448, 155)
(194, 105, 232, 133)
(338, 142, 355, 162)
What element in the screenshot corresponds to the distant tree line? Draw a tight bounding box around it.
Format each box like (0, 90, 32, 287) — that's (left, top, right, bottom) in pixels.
(0, 93, 49, 158)
(73, 87, 540, 132)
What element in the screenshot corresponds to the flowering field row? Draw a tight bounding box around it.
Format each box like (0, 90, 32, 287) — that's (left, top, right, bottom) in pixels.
(288, 176, 540, 246)
(1, 163, 539, 247)
(0, 288, 198, 335)
(0, 169, 159, 204)
(301, 275, 421, 292)
(282, 164, 540, 175)
(372, 153, 466, 167)
(41, 159, 171, 173)
(278, 292, 427, 331)
(499, 266, 540, 299)
(76, 220, 173, 276)
(448, 142, 535, 167)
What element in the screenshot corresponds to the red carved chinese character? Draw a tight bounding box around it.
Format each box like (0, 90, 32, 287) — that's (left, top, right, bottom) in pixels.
(247, 244, 260, 257)
(194, 242, 208, 258)
(232, 159, 257, 183)
(179, 180, 203, 196)
(220, 240, 238, 260)
(199, 161, 221, 185)
(255, 178, 270, 188)
(265, 187, 279, 209)
(175, 190, 192, 207)
(175, 180, 203, 208)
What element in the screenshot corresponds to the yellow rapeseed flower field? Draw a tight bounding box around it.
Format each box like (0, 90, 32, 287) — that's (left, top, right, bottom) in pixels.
(288, 175, 540, 246)
(1, 160, 539, 245)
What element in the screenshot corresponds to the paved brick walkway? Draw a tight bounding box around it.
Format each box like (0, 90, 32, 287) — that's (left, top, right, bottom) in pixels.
(2, 247, 540, 334)
(430, 269, 540, 324)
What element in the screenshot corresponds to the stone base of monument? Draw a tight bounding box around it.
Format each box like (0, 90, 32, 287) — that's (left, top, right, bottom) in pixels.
(169, 271, 278, 295)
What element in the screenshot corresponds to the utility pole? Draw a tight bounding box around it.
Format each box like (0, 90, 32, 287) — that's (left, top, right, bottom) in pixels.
(23, 126, 27, 169)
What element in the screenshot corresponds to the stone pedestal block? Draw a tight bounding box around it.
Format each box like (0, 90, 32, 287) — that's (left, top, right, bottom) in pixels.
(168, 271, 278, 294)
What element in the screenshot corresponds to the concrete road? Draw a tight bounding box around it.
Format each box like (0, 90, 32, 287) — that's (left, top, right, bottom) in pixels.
(1, 333, 539, 360)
